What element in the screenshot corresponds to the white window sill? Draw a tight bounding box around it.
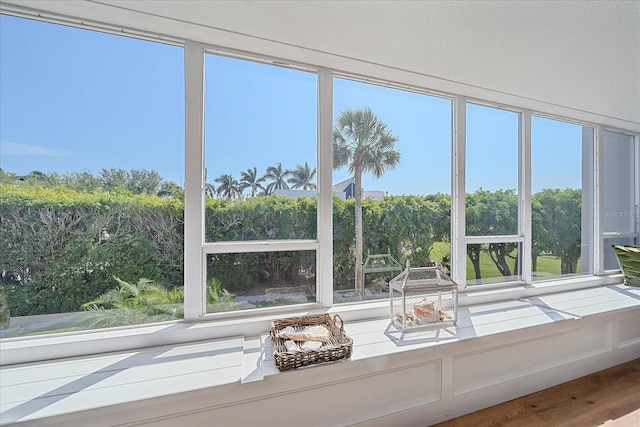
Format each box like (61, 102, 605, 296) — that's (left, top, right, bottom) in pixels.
(0, 274, 625, 367)
(2, 282, 639, 425)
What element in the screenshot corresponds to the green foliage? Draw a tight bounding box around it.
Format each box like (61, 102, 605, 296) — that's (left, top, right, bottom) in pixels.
(0, 184, 184, 316)
(205, 194, 317, 241)
(78, 276, 184, 329)
(0, 285, 10, 329)
(264, 162, 291, 195)
(288, 162, 317, 190)
(77, 276, 236, 328)
(1, 167, 589, 319)
(333, 194, 450, 288)
(333, 107, 401, 296)
(100, 168, 164, 195)
(207, 277, 234, 304)
(533, 189, 582, 274)
(81, 277, 178, 310)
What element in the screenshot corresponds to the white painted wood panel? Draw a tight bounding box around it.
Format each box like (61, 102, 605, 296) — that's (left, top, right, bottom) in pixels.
(132, 360, 442, 427)
(0, 337, 245, 425)
(618, 312, 640, 348)
(2, 287, 639, 426)
(452, 322, 613, 395)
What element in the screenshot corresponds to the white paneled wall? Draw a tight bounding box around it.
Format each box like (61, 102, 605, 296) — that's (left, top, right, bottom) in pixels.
(3, 285, 639, 426)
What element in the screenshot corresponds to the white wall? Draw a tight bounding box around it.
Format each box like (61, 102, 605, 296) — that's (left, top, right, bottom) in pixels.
(2, 0, 639, 130)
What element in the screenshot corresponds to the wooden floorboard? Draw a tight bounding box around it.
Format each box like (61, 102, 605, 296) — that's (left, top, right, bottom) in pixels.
(433, 358, 640, 427)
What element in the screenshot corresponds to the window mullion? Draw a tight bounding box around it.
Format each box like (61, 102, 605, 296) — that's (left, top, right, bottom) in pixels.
(318, 68, 334, 306)
(184, 40, 206, 321)
(452, 96, 466, 288)
(520, 110, 532, 283)
(595, 125, 604, 273)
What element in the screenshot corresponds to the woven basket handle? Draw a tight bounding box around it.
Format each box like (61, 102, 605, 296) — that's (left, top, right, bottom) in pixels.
(333, 314, 344, 330)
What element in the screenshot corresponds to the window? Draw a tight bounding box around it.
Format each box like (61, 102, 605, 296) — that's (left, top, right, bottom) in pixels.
(531, 117, 594, 281)
(1, 12, 638, 356)
(465, 103, 522, 285)
(202, 53, 319, 313)
(332, 77, 452, 302)
(0, 16, 184, 337)
(601, 130, 639, 271)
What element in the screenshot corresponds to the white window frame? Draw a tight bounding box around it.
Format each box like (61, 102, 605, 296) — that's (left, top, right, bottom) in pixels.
(460, 101, 526, 290)
(187, 45, 332, 321)
(597, 128, 640, 274)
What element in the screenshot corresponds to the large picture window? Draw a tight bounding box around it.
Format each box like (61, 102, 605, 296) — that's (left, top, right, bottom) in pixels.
(0, 16, 184, 337)
(0, 13, 637, 351)
(465, 103, 521, 285)
(531, 116, 594, 281)
(202, 53, 318, 312)
(332, 77, 452, 302)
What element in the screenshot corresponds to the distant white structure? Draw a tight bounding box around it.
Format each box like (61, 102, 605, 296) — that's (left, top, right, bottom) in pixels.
(332, 177, 386, 201)
(271, 178, 386, 201)
(273, 189, 316, 198)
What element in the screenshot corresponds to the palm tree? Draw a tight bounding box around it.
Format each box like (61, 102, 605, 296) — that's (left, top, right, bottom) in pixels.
(263, 162, 291, 195)
(287, 162, 317, 190)
(205, 182, 216, 198)
(215, 174, 241, 199)
(239, 167, 266, 197)
(333, 108, 400, 297)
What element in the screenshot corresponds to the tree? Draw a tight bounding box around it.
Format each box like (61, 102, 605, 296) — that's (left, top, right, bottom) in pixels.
(157, 181, 183, 199)
(205, 183, 216, 198)
(63, 171, 102, 193)
(239, 167, 266, 197)
(127, 169, 163, 195)
(465, 188, 519, 280)
(100, 168, 128, 191)
(215, 174, 241, 199)
(333, 108, 400, 297)
(263, 162, 291, 195)
(533, 188, 582, 274)
(99, 168, 163, 195)
(287, 162, 317, 190)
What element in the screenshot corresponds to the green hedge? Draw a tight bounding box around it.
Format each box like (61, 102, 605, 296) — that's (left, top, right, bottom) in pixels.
(1, 185, 451, 316)
(0, 185, 184, 316)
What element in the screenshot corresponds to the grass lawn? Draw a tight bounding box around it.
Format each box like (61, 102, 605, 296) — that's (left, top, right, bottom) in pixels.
(430, 242, 581, 282)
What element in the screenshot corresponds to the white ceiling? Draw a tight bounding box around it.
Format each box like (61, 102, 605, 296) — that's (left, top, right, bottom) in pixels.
(2, 0, 639, 128)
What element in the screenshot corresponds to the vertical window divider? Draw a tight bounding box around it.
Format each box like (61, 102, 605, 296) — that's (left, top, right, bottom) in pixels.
(184, 40, 206, 321)
(452, 96, 466, 288)
(520, 110, 532, 283)
(636, 133, 640, 241)
(594, 125, 603, 273)
(318, 68, 334, 306)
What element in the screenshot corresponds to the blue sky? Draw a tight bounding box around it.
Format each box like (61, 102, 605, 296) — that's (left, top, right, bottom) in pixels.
(0, 15, 583, 196)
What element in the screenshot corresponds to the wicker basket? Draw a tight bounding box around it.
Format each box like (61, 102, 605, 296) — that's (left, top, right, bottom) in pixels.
(270, 313, 353, 372)
(613, 245, 640, 287)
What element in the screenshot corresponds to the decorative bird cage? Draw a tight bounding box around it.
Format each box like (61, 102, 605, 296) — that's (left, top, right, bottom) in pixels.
(389, 260, 458, 330)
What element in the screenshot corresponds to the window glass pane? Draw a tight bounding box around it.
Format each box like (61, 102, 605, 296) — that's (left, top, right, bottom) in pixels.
(602, 131, 637, 234)
(0, 16, 184, 337)
(203, 54, 317, 242)
(531, 117, 593, 281)
(466, 104, 519, 236)
(205, 251, 316, 313)
(466, 243, 522, 285)
(333, 77, 452, 302)
(601, 130, 638, 273)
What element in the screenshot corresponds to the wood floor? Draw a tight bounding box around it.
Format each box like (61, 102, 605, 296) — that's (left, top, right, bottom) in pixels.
(433, 358, 640, 427)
